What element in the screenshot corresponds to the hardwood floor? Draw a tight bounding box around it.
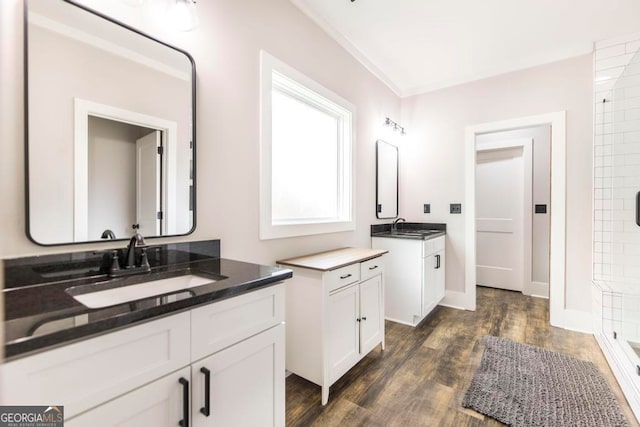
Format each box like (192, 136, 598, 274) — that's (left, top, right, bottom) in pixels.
(286, 287, 639, 426)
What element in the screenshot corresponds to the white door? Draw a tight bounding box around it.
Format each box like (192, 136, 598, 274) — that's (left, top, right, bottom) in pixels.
(328, 284, 360, 384)
(476, 146, 526, 292)
(136, 130, 162, 236)
(65, 367, 190, 427)
(422, 253, 438, 316)
(359, 276, 382, 355)
(191, 324, 285, 427)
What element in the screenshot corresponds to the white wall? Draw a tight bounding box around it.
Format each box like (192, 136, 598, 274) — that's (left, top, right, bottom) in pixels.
(400, 55, 593, 311)
(0, 0, 400, 263)
(476, 125, 551, 288)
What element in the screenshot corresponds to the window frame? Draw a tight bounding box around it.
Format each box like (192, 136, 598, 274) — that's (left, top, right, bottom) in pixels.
(259, 51, 356, 240)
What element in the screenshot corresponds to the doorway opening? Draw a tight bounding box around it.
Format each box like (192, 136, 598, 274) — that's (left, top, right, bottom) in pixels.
(464, 112, 568, 329)
(475, 126, 550, 298)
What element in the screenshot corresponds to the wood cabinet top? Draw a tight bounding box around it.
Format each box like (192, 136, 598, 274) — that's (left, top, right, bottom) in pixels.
(277, 247, 387, 272)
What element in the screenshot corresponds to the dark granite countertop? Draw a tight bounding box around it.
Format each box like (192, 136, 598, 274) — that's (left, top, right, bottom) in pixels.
(2, 240, 292, 361)
(370, 222, 446, 240)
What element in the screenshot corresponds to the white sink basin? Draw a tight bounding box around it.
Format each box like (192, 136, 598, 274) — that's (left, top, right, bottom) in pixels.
(72, 274, 215, 309)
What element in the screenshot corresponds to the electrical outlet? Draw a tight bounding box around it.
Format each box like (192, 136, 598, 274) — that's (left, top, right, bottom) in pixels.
(450, 203, 462, 214)
(423, 204, 430, 214)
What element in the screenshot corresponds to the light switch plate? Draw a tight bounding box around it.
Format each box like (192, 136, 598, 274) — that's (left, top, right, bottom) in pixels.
(450, 203, 462, 214)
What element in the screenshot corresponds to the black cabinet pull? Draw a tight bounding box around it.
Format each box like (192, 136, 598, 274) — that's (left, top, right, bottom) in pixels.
(356, 318, 361, 322)
(636, 191, 640, 227)
(435, 254, 441, 269)
(368, 265, 378, 270)
(362, 316, 367, 321)
(340, 273, 352, 279)
(200, 367, 211, 417)
(179, 377, 189, 427)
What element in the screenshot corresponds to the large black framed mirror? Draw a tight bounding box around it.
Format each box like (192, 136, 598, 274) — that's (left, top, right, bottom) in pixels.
(376, 140, 398, 219)
(25, 0, 196, 245)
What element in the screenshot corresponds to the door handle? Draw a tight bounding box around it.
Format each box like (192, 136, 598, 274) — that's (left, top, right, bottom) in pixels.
(435, 254, 441, 269)
(179, 377, 189, 427)
(200, 367, 211, 417)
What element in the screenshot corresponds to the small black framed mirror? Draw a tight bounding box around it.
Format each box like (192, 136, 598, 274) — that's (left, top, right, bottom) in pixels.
(376, 140, 398, 219)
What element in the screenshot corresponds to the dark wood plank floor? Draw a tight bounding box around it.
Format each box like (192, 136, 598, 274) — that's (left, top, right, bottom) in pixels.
(286, 287, 639, 426)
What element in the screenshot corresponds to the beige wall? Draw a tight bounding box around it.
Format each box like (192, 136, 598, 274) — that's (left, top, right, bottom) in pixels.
(0, 0, 400, 264)
(400, 55, 593, 312)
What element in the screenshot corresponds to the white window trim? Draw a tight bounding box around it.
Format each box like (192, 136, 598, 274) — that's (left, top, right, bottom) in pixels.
(259, 51, 356, 240)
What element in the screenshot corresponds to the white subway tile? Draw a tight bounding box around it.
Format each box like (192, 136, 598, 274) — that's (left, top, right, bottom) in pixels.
(596, 44, 628, 60)
(596, 33, 640, 50)
(628, 40, 640, 54)
(596, 54, 636, 71)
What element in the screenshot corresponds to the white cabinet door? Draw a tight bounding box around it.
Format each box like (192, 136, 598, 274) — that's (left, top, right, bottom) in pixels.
(422, 254, 438, 317)
(191, 324, 285, 427)
(328, 284, 360, 383)
(359, 276, 382, 355)
(66, 366, 190, 427)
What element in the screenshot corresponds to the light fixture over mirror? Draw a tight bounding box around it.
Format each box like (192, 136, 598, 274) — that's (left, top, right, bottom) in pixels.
(170, 0, 198, 32)
(25, 0, 196, 245)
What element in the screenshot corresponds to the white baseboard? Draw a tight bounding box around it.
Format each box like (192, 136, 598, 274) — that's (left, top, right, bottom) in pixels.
(555, 308, 593, 333)
(595, 333, 640, 423)
(441, 290, 474, 311)
(527, 281, 549, 298)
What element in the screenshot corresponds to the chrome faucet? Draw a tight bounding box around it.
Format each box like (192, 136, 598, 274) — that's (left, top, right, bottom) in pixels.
(392, 217, 406, 231)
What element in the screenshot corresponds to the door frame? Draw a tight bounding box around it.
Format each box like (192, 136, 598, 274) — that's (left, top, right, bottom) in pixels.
(476, 138, 533, 295)
(464, 111, 567, 329)
(73, 98, 177, 240)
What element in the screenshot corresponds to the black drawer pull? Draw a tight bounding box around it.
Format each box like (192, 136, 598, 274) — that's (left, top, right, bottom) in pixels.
(179, 377, 189, 427)
(636, 191, 640, 227)
(362, 316, 367, 321)
(200, 367, 211, 417)
(368, 265, 378, 270)
(340, 273, 352, 279)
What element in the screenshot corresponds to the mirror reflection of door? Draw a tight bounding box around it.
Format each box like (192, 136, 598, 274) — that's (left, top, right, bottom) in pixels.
(87, 117, 163, 240)
(136, 130, 162, 236)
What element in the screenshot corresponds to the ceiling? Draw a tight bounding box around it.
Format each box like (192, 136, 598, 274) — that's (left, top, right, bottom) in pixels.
(289, 0, 640, 97)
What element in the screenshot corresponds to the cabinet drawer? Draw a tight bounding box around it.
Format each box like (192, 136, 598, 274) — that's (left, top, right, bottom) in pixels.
(423, 236, 445, 256)
(360, 256, 384, 281)
(191, 283, 284, 361)
(0, 312, 190, 419)
(326, 264, 360, 293)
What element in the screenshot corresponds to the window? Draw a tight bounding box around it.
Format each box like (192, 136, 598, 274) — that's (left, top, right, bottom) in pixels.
(260, 51, 355, 240)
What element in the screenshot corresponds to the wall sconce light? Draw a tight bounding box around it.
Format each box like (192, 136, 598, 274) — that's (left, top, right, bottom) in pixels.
(171, 0, 198, 31)
(384, 117, 406, 136)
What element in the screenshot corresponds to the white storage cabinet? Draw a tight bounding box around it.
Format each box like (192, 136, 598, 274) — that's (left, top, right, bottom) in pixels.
(278, 248, 387, 405)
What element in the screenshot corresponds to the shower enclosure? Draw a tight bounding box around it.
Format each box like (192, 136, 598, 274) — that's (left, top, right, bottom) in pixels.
(593, 44, 640, 420)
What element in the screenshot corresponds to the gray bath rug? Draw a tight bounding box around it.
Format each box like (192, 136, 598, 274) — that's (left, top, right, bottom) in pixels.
(462, 336, 629, 426)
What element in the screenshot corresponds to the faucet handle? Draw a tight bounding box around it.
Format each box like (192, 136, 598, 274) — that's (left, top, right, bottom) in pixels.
(109, 250, 121, 273)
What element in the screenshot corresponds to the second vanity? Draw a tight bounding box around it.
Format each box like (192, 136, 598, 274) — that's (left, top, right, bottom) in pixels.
(371, 223, 446, 327)
(1, 240, 292, 426)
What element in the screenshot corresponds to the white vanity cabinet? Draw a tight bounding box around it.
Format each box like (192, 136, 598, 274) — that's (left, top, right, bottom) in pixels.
(277, 248, 387, 405)
(1, 283, 286, 427)
(372, 235, 445, 326)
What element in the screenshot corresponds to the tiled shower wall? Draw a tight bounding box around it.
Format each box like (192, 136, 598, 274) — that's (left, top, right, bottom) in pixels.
(594, 32, 640, 344)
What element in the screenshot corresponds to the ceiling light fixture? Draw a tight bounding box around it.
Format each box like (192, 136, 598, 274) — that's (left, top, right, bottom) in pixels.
(384, 117, 406, 136)
(171, 0, 198, 32)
